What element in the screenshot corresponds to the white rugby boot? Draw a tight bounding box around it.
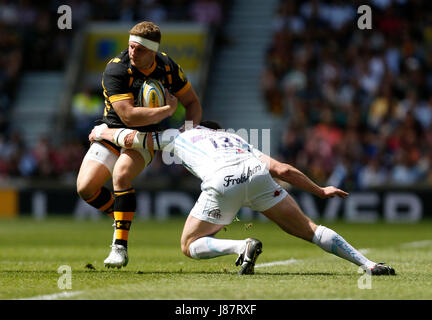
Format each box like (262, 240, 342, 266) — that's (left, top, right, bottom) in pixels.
(104, 244, 129, 269)
(235, 238, 263, 275)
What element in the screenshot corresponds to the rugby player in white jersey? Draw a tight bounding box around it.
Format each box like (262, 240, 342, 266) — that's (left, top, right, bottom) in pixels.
(89, 121, 396, 276)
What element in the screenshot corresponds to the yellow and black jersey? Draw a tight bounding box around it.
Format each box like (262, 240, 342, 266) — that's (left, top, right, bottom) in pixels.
(100, 49, 191, 132)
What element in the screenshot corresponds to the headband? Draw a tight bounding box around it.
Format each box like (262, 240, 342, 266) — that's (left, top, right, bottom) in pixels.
(129, 35, 159, 52)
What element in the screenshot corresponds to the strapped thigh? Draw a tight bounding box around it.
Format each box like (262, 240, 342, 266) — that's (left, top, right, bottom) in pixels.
(83, 141, 119, 175)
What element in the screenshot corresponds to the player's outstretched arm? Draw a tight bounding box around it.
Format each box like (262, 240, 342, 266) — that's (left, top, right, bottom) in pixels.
(258, 154, 348, 199)
(89, 123, 175, 152)
(112, 89, 178, 127)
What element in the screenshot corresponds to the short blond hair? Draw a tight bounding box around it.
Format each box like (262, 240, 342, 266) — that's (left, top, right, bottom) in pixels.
(129, 21, 161, 43)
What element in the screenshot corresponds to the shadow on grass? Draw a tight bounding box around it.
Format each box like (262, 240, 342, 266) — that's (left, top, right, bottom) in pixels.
(1, 270, 346, 276)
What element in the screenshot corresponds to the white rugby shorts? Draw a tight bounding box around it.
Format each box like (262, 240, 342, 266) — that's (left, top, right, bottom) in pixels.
(82, 141, 153, 175)
(190, 157, 288, 225)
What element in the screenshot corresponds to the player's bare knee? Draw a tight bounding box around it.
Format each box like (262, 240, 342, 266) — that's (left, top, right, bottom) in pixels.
(76, 181, 84, 197)
(76, 180, 93, 200)
(180, 240, 192, 258)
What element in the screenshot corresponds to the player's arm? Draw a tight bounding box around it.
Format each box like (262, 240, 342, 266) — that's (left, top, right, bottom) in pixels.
(112, 89, 178, 127)
(176, 85, 202, 126)
(258, 153, 349, 199)
(169, 59, 202, 126)
(103, 61, 178, 127)
(89, 124, 176, 152)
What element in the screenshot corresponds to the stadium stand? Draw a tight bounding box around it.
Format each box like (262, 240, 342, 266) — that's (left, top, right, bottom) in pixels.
(262, 0, 432, 189)
(2, 0, 431, 193)
(203, 0, 284, 158)
(0, 0, 228, 181)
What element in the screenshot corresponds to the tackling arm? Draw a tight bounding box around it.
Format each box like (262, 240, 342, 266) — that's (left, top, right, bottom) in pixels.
(258, 153, 349, 199)
(89, 124, 176, 152)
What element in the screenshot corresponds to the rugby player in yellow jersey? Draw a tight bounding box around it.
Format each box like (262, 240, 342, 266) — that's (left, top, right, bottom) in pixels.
(76, 21, 202, 268)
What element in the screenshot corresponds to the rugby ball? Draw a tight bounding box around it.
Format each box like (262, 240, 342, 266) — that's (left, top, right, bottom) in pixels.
(138, 79, 166, 108)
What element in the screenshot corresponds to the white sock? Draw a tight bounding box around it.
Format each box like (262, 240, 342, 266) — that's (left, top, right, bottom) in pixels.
(189, 237, 246, 260)
(312, 225, 376, 269)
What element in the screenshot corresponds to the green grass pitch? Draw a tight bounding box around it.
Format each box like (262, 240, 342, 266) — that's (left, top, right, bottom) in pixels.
(0, 217, 431, 300)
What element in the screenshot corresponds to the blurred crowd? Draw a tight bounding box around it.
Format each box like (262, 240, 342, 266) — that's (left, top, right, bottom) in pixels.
(0, 132, 86, 180)
(0, 0, 227, 181)
(262, 0, 432, 190)
(4, 0, 430, 191)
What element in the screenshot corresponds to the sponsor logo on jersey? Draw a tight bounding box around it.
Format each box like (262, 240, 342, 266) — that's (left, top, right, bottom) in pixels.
(273, 190, 281, 197)
(207, 208, 222, 219)
(223, 165, 262, 187)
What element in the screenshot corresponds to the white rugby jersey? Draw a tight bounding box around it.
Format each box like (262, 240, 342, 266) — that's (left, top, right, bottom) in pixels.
(156, 126, 264, 182)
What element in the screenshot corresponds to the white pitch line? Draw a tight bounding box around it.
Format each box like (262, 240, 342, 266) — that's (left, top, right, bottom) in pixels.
(17, 291, 84, 300)
(255, 259, 300, 268)
(254, 239, 432, 269)
(400, 240, 432, 248)
(358, 240, 432, 252)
